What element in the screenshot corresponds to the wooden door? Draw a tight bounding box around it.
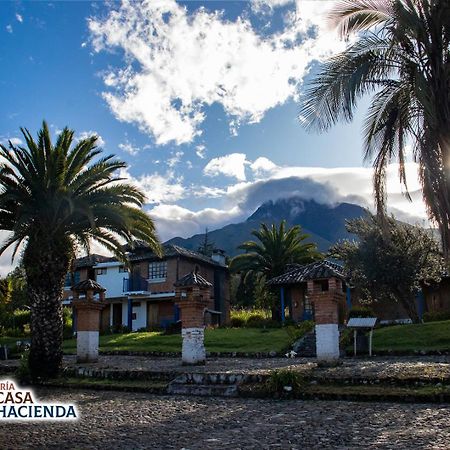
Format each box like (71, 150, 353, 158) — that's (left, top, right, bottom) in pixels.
(147, 303, 159, 327)
(112, 303, 122, 327)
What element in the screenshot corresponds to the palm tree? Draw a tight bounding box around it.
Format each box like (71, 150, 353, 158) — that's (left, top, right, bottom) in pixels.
(299, 1, 450, 256)
(0, 122, 161, 379)
(229, 221, 321, 319)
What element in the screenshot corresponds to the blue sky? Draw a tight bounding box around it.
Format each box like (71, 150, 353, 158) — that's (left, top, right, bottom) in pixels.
(0, 0, 425, 255)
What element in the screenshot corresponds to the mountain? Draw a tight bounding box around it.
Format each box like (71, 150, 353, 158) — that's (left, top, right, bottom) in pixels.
(166, 197, 367, 256)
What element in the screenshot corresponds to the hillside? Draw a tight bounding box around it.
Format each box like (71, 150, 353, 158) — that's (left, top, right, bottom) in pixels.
(166, 197, 367, 256)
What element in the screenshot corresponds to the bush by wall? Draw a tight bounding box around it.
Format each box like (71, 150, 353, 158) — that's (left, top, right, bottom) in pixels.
(348, 305, 375, 319)
(423, 311, 450, 323)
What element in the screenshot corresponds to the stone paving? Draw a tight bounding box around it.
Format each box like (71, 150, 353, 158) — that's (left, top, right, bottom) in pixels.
(65, 354, 450, 380)
(1, 355, 450, 380)
(0, 388, 449, 449)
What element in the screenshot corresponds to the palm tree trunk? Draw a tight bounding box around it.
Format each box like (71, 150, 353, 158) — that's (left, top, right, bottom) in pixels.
(23, 236, 72, 379)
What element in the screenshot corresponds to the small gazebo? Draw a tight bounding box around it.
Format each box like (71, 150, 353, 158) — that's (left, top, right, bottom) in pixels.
(72, 279, 106, 302)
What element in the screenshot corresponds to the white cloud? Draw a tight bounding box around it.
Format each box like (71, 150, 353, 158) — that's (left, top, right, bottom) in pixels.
(195, 145, 206, 159)
(119, 141, 139, 156)
(6, 25, 13, 34)
(16, 14, 23, 23)
(77, 131, 106, 148)
(147, 160, 428, 241)
(0, 137, 23, 147)
(149, 204, 241, 242)
(204, 153, 249, 181)
(88, 0, 343, 145)
(120, 168, 186, 204)
(167, 151, 184, 168)
(251, 0, 295, 14)
(250, 156, 277, 177)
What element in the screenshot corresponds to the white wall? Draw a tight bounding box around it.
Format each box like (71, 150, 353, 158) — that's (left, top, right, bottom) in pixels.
(94, 263, 128, 299)
(109, 300, 147, 331)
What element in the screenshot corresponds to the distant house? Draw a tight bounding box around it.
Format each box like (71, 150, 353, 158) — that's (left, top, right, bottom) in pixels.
(267, 259, 448, 324)
(64, 244, 230, 331)
(267, 260, 348, 324)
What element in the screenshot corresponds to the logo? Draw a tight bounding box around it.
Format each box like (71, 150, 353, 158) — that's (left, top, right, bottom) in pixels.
(0, 379, 78, 421)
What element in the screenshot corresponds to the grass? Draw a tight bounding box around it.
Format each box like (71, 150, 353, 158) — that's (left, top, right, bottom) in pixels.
(61, 327, 294, 354)
(373, 320, 450, 352)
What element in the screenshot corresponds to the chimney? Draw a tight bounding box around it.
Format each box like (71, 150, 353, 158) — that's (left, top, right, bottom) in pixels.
(211, 249, 226, 265)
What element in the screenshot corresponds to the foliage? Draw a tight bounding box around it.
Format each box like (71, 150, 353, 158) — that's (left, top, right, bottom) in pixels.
(62, 307, 73, 339)
(229, 308, 278, 328)
(423, 311, 450, 323)
(230, 273, 257, 308)
(330, 215, 444, 322)
(348, 306, 376, 319)
(253, 275, 277, 310)
(284, 320, 314, 342)
(7, 266, 28, 310)
(0, 122, 162, 379)
(16, 350, 31, 383)
(300, 0, 450, 256)
(230, 221, 321, 318)
(267, 369, 305, 395)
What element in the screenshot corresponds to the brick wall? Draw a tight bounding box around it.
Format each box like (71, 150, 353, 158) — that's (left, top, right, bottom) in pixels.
(307, 278, 346, 325)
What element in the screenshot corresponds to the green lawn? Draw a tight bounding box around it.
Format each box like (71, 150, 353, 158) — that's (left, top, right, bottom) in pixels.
(373, 320, 450, 352)
(62, 327, 293, 354)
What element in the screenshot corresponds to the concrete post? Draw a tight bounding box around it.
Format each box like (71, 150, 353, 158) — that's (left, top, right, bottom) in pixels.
(176, 292, 208, 365)
(308, 277, 345, 361)
(73, 300, 106, 363)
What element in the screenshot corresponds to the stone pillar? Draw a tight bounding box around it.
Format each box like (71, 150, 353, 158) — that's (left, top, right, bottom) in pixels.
(176, 287, 208, 365)
(73, 300, 105, 363)
(308, 277, 344, 361)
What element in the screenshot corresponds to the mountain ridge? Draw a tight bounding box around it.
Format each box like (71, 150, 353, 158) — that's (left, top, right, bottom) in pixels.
(165, 197, 367, 256)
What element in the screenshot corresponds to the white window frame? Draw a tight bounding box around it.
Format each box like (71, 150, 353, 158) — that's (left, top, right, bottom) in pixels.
(148, 261, 167, 283)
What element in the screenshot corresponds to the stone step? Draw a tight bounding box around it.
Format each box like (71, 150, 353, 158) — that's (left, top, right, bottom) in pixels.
(293, 330, 317, 357)
(167, 383, 239, 397)
(171, 372, 249, 385)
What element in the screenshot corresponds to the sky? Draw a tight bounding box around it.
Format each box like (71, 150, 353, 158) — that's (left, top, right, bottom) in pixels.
(0, 0, 428, 272)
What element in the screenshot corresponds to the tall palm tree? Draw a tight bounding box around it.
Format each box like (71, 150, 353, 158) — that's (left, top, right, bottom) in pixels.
(0, 122, 161, 379)
(299, 1, 450, 255)
(229, 222, 321, 319)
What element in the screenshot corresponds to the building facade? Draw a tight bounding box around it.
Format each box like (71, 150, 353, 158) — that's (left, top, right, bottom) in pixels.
(64, 244, 230, 332)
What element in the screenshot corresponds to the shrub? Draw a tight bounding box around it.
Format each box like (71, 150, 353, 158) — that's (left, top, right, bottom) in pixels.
(16, 350, 32, 382)
(110, 324, 131, 334)
(230, 308, 273, 328)
(267, 369, 305, 395)
(423, 311, 450, 323)
(284, 320, 314, 343)
(245, 313, 267, 327)
(11, 309, 30, 332)
(63, 307, 73, 339)
(348, 305, 375, 319)
(230, 316, 246, 328)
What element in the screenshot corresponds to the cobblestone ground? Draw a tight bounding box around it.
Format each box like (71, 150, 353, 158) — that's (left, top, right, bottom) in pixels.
(1, 388, 449, 449)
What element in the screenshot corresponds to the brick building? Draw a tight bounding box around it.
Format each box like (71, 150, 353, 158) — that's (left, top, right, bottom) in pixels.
(64, 244, 230, 331)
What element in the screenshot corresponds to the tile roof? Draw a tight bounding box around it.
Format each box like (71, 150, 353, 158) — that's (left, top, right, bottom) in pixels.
(72, 279, 106, 292)
(174, 271, 213, 288)
(267, 260, 346, 286)
(128, 243, 226, 267)
(74, 254, 112, 268)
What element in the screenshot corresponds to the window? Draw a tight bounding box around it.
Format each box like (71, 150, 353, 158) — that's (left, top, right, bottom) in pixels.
(96, 268, 107, 276)
(149, 261, 167, 281)
(119, 266, 128, 273)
